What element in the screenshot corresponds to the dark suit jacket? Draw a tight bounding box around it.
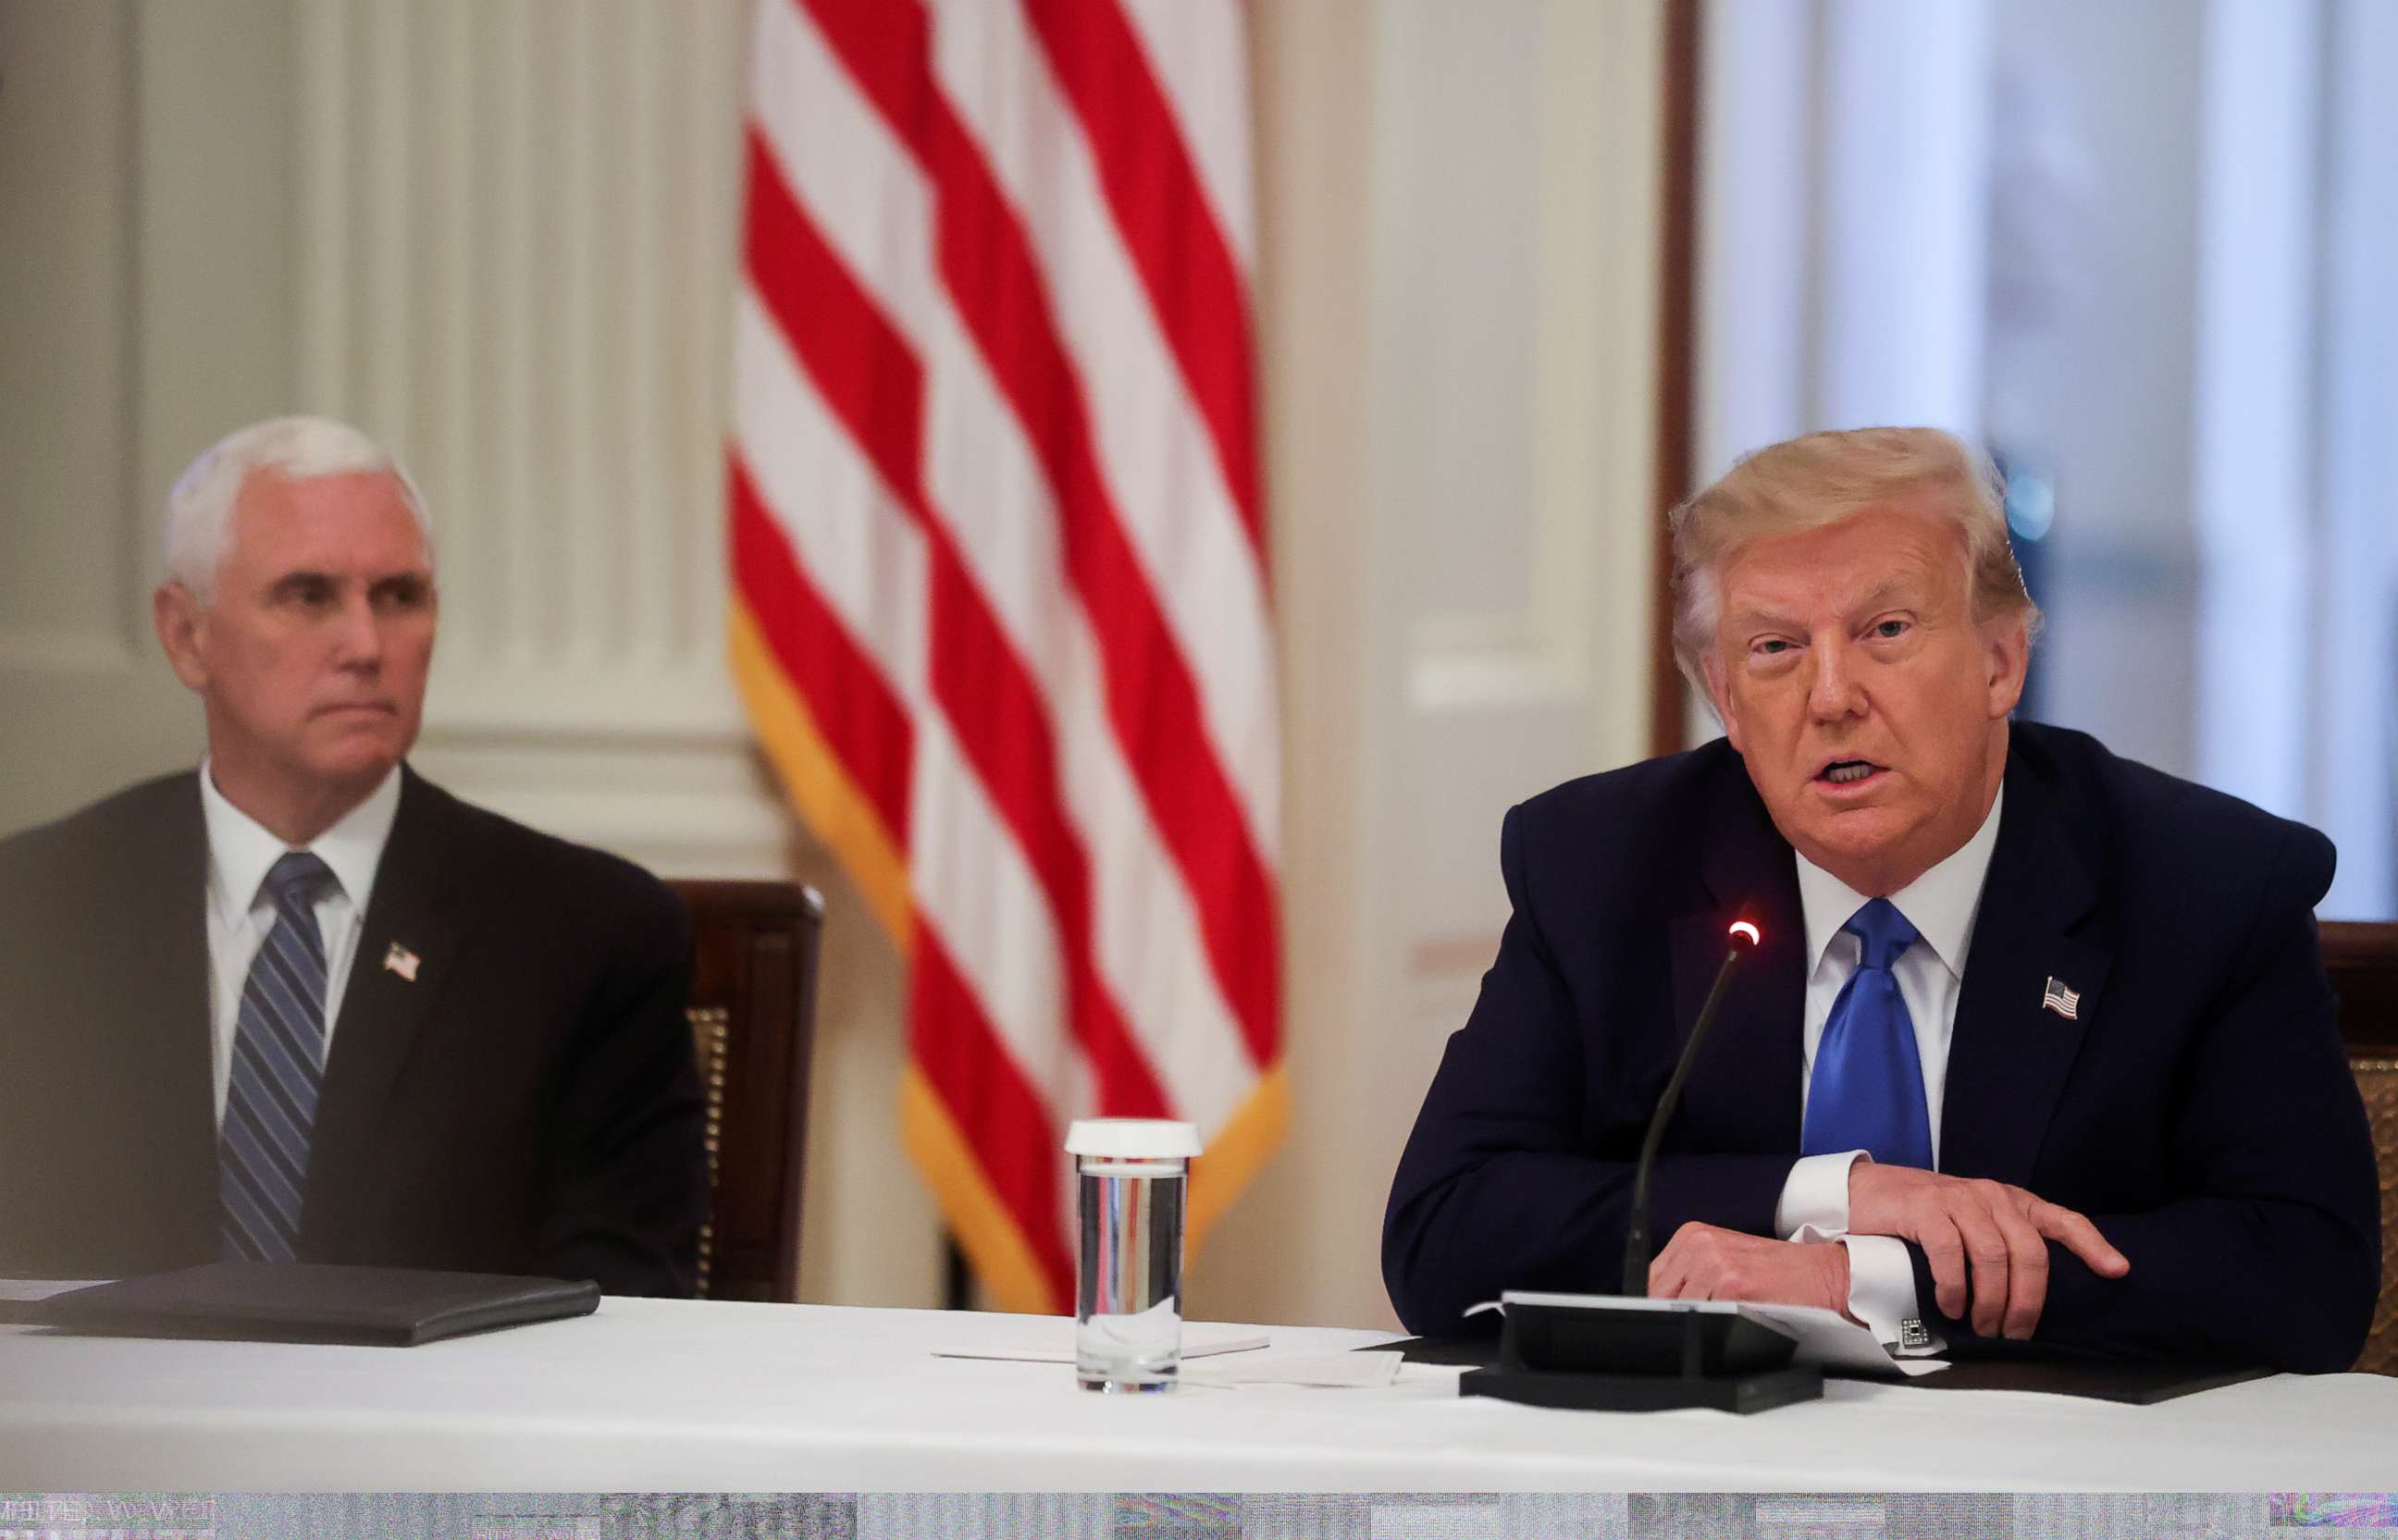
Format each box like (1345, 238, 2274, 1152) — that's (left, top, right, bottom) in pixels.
(1383, 721, 2380, 1371)
(0, 766, 708, 1296)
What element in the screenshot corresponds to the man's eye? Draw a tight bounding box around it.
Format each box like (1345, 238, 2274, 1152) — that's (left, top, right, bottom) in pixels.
(1873, 620, 1909, 639)
(374, 580, 429, 612)
(1754, 639, 1793, 656)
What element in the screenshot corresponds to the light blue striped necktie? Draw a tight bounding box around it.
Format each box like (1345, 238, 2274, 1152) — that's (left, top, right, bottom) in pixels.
(220, 851, 337, 1263)
(1801, 895, 1935, 1171)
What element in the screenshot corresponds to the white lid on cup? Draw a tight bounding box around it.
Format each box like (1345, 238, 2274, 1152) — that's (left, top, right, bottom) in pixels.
(1064, 1118, 1201, 1159)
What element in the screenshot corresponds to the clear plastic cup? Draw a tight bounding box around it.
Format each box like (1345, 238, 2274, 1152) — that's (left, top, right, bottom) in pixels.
(1065, 1118, 1202, 1392)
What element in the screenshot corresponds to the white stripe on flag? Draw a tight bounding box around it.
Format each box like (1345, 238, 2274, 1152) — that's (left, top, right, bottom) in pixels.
(735, 0, 1281, 1300)
(733, 289, 929, 705)
(748, 0, 937, 320)
(1114, 0, 1258, 269)
(736, 285, 1084, 1118)
(928, 0, 1281, 866)
(748, 10, 1257, 1127)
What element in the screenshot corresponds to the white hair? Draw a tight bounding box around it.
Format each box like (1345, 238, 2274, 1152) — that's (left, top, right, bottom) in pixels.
(162, 415, 433, 600)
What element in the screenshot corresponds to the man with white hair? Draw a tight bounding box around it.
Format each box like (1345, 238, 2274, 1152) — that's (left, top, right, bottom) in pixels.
(1385, 426, 2379, 1371)
(0, 416, 707, 1296)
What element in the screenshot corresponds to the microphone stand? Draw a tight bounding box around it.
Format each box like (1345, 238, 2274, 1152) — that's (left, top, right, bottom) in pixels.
(1457, 918, 1823, 1414)
(1622, 928, 1755, 1295)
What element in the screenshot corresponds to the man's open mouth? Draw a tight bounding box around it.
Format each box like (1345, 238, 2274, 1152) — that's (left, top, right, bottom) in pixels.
(1817, 759, 1885, 785)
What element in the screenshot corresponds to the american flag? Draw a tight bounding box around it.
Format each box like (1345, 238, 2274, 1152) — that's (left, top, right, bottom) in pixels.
(2042, 976, 2081, 1020)
(725, 0, 1281, 1312)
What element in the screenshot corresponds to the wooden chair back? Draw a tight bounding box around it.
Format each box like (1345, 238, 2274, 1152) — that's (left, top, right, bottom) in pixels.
(2323, 920, 2398, 1375)
(669, 879, 824, 1302)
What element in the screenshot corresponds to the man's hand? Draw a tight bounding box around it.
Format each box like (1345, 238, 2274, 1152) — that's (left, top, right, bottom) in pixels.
(1848, 1164, 2130, 1339)
(1648, 1222, 1853, 1317)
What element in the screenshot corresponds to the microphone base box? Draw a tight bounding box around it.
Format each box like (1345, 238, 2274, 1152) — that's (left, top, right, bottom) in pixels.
(1460, 1363, 1824, 1415)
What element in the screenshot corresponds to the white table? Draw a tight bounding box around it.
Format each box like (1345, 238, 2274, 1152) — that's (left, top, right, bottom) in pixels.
(2, 1298, 2393, 1491)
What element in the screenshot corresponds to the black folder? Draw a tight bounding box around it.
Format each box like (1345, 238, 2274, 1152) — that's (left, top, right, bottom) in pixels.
(1376, 1333, 2272, 1404)
(1878, 1356, 2271, 1404)
(28, 1261, 600, 1347)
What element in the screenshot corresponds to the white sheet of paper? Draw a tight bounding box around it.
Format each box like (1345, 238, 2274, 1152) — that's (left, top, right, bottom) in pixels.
(1734, 1300, 1949, 1377)
(933, 1328, 1269, 1364)
(1479, 1292, 1949, 1378)
(0, 1279, 109, 1304)
(1182, 1351, 1403, 1389)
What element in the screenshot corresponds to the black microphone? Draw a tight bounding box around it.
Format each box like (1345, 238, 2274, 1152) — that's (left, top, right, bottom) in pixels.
(1461, 916, 1821, 1412)
(1461, 915, 1815, 1412)
(1620, 918, 1761, 1296)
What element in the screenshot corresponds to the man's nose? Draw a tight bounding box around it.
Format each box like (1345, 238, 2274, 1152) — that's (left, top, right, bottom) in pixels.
(330, 592, 384, 667)
(1807, 638, 1866, 721)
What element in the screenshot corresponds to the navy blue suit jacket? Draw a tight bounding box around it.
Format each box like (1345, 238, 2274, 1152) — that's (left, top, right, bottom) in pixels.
(0, 768, 708, 1297)
(1383, 721, 2379, 1371)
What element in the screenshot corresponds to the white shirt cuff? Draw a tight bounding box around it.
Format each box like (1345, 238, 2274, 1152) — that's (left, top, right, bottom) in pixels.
(1840, 1234, 1942, 1354)
(1774, 1150, 1866, 1242)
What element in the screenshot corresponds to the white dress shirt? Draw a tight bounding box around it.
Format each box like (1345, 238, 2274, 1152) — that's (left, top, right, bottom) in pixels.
(201, 761, 402, 1124)
(1772, 784, 2005, 1348)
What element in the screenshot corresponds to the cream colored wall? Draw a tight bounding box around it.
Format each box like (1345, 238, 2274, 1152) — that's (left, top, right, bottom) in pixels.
(0, 0, 262, 814)
(1191, 0, 1662, 1329)
(0, 0, 1661, 1328)
(0, 0, 937, 1316)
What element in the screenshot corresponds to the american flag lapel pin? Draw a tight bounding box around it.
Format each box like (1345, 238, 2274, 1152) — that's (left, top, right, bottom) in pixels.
(383, 941, 421, 983)
(2041, 975, 2081, 1020)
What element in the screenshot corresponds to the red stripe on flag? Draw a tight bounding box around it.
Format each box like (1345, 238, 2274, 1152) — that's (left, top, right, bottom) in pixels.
(744, 117, 1175, 1115)
(742, 129, 928, 513)
(728, 454, 914, 842)
(796, 0, 935, 160)
(909, 923, 1076, 1303)
(922, 105, 1280, 1068)
(799, 0, 1281, 1070)
(925, 553, 1174, 1119)
(1021, 0, 1264, 560)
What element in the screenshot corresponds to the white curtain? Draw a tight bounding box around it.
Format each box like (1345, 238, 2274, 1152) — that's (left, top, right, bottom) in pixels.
(1696, 0, 2396, 918)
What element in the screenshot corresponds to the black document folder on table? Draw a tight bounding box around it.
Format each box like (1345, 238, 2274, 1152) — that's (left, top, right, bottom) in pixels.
(1890, 1357, 2270, 1404)
(26, 1261, 600, 1346)
(1376, 1334, 2269, 1405)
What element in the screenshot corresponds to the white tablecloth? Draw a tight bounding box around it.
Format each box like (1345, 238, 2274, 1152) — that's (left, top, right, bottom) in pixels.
(2, 1298, 2392, 1491)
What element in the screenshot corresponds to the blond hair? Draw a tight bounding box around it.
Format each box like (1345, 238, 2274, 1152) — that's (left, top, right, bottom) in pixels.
(1668, 426, 2041, 695)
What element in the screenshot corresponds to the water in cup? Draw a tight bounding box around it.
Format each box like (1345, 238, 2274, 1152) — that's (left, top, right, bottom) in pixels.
(1066, 1119, 1201, 1393)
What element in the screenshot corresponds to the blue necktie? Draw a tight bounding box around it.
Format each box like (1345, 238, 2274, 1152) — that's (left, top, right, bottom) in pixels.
(1801, 896, 1934, 1170)
(220, 851, 336, 1263)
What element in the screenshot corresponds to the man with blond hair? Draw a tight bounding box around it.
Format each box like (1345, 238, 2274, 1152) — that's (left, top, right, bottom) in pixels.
(0, 416, 706, 1296)
(1385, 426, 2379, 1370)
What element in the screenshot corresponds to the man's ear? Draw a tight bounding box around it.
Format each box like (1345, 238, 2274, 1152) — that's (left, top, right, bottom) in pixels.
(153, 582, 210, 692)
(1701, 652, 1744, 753)
(1984, 611, 2030, 719)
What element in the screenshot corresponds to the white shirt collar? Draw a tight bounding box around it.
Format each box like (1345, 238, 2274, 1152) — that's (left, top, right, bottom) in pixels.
(201, 759, 403, 923)
(1793, 782, 2005, 981)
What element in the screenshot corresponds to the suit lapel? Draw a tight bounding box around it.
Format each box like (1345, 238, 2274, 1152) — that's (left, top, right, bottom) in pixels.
(1939, 748, 2108, 1187)
(120, 773, 220, 1259)
(1668, 766, 1807, 1152)
(303, 767, 473, 1252)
